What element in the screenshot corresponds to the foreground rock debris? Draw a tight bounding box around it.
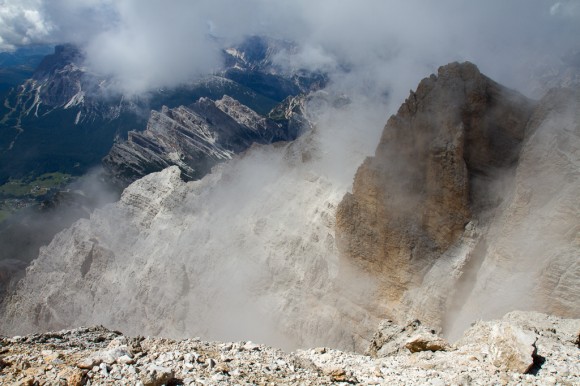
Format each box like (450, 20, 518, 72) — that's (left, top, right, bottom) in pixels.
(0, 312, 578, 385)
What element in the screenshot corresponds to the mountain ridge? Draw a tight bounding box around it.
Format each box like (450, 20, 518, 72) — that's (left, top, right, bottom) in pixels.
(1, 62, 578, 360)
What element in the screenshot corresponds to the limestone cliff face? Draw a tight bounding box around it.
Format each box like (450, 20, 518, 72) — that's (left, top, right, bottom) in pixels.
(448, 87, 580, 335)
(336, 62, 580, 333)
(336, 62, 533, 313)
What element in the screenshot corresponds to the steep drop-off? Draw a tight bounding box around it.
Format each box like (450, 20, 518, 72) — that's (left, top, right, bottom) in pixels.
(0, 91, 387, 352)
(1, 62, 579, 353)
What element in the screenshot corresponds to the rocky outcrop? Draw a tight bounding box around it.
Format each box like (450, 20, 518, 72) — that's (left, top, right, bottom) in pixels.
(336, 62, 580, 334)
(102, 95, 294, 187)
(366, 319, 449, 357)
(0, 312, 578, 385)
(0, 36, 324, 183)
(336, 62, 533, 319)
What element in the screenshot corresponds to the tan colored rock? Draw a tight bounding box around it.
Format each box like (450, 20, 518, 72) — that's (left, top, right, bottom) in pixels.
(405, 333, 450, 353)
(488, 324, 536, 373)
(367, 319, 445, 357)
(57, 367, 85, 386)
(336, 62, 533, 325)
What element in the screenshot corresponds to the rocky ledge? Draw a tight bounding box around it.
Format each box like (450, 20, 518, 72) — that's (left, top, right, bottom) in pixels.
(1, 311, 578, 385)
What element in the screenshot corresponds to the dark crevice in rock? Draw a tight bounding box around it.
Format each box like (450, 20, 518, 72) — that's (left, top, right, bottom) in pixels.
(527, 345, 546, 376)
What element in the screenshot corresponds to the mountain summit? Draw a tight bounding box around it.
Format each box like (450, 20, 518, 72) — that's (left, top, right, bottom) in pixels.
(1, 62, 578, 355)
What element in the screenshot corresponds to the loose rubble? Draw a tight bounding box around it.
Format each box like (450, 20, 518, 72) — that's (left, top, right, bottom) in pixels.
(0, 311, 578, 385)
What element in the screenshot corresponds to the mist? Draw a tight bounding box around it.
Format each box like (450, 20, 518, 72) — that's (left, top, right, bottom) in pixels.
(0, 0, 579, 350)
(2, 1, 579, 97)
(0, 167, 119, 294)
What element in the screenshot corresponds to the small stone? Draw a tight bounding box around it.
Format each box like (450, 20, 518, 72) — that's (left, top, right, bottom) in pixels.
(141, 364, 174, 386)
(214, 362, 230, 374)
(325, 367, 347, 382)
(42, 350, 63, 364)
(243, 341, 260, 351)
(58, 367, 84, 386)
(212, 373, 225, 382)
(207, 358, 216, 369)
(100, 362, 109, 377)
(77, 357, 97, 369)
(117, 354, 134, 364)
(14, 376, 34, 386)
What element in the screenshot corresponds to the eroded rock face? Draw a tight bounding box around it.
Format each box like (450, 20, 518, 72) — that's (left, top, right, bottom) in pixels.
(336, 62, 534, 318)
(0, 123, 383, 352)
(445, 86, 580, 335)
(103, 96, 294, 187)
(337, 62, 580, 336)
(2, 61, 579, 357)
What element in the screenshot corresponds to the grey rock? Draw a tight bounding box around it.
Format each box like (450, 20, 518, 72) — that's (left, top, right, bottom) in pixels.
(141, 364, 174, 386)
(102, 95, 294, 188)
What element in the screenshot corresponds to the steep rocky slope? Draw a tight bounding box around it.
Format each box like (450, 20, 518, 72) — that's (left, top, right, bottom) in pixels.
(102, 95, 295, 187)
(336, 62, 580, 335)
(1, 62, 579, 357)
(1, 312, 578, 385)
(0, 91, 386, 351)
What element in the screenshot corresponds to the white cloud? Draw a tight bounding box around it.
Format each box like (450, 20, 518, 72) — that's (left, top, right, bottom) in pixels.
(0, 1, 579, 96)
(550, 1, 580, 17)
(0, 0, 51, 49)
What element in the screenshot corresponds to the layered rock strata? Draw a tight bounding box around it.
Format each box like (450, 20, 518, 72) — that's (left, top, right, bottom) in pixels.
(103, 95, 292, 187)
(2, 62, 579, 357)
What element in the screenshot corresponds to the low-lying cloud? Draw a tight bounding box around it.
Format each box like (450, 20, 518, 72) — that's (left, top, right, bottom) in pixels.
(1, 1, 579, 97)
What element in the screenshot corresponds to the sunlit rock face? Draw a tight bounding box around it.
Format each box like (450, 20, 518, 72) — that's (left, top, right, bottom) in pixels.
(336, 62, 580, 337)
(102, 95, 294, 187)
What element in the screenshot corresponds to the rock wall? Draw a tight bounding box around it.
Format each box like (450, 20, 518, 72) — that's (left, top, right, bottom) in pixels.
(336, 62, 533, 318)
(336, 62, 580, 334)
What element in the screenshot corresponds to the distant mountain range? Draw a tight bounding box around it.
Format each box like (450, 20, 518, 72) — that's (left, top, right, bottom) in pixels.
(0, 37, 325, 185)
(0, 36, 322, 270)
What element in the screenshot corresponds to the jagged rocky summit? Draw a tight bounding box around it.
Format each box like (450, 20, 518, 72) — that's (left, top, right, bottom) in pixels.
(0, 311, 578, 385)
(336, 61, 580, 336)
(102, 95, 300, 187)
(0, 36, 324, 182)
(1, 62, 579, 359)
